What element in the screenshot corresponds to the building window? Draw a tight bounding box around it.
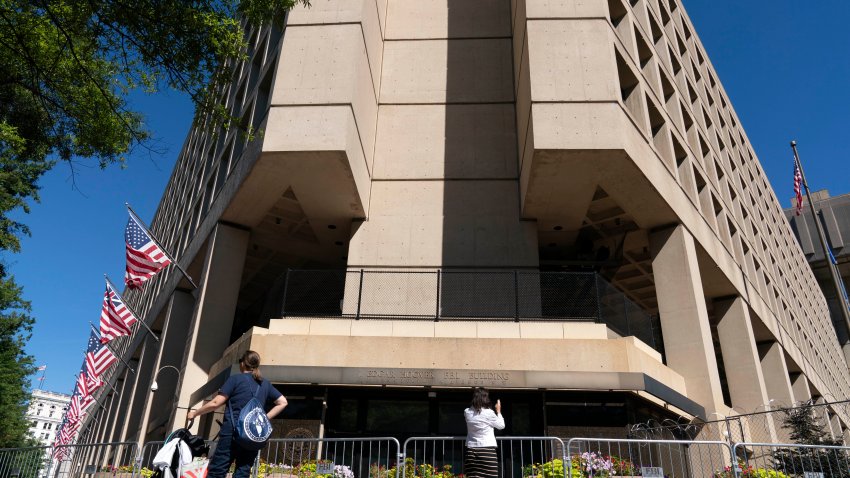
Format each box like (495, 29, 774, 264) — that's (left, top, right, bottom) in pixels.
(49, 410, 54, 417)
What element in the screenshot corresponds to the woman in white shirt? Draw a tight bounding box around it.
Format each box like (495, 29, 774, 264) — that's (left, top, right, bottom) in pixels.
(463, 388, 505, 478)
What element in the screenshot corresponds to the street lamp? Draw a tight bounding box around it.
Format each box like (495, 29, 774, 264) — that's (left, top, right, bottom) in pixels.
(151, 365, 181, 392)
(753, 398, 776, 414)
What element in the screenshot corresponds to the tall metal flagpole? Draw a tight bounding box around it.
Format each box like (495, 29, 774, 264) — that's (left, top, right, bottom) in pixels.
(104, 275, 160, 342)
(125, 203, 198, 289)
(791, 140, 850, 340)
(89, 323, 136, 374)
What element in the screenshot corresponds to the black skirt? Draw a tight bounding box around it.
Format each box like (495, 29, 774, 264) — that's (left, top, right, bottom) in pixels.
(464, 446, 499, 478)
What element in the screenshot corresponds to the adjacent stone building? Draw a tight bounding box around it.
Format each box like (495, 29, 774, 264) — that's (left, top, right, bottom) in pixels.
(784, 190, 850, 359)
(27, 390, 71, 446)
(75, 0, 850, 446)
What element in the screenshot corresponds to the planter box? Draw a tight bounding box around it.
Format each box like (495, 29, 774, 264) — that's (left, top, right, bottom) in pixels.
(92, 473, 134, 478)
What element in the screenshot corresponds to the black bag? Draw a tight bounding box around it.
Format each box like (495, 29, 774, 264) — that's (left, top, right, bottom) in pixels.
(169, 428, 209, 457)
(151, 426, 209, 478)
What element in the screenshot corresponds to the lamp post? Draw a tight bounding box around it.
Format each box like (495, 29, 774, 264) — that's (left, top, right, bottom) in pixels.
(709, 412, 733, 445)
(753, 399, 776, 414)
(151, 365, 181, 392)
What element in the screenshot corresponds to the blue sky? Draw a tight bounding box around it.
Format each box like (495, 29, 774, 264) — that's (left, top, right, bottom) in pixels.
(9, 0, 850, 395)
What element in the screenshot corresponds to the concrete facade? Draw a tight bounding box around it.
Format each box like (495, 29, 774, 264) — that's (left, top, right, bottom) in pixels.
(74, 0, 850, 445)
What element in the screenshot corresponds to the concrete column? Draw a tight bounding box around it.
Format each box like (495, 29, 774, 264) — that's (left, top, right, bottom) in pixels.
(118, 335, 158, 443)
(108, 364, 137, 442)
(137, 290, 195, 443)
(716, 298, 771, 410)
(650, 225, 725, 416)
(99, 392, 119, 443)
(93, 393, 114, 442)
(814, 397, 834, 440)
(790, 373, 812, 404)
(715, 297, 777, 440)
(173, 223, 250, 430)
(759, 342, 795, 407)
(830, 414, 842, 441)
(758, 342, 795, 442)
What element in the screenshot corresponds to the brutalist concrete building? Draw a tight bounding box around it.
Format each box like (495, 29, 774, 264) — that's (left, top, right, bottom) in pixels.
(79, 0, 850, 446)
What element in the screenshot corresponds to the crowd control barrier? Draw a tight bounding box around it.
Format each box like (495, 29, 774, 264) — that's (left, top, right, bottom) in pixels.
(731, 442, 850, 478)
(566, 438, 733, 478)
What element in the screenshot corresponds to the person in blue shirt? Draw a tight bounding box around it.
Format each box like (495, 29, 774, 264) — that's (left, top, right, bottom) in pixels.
(188, 350, 288, 478)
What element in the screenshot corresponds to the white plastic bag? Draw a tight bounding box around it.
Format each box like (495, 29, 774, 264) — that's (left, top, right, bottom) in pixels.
(179, 457, 210, 478)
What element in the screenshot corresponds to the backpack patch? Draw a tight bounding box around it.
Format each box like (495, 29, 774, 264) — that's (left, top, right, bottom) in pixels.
(230, 379, 272, 451)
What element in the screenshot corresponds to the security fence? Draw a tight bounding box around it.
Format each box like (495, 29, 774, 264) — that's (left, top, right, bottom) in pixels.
(731, 442, 850, 478)
(276, 269, 661, 352)
(48, 442, 137, 478)
(136, 441, 162, 473)
(566, 438, 732, 478)
(259, 437, 400, 478)
(11, 436, 850, 478)
(401, 437, 565, 478)
(0, 446, 52, 478)
(628, 398, 850, 446)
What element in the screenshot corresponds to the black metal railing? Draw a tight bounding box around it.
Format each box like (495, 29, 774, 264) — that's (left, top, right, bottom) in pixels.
(273, 269, 661, 351)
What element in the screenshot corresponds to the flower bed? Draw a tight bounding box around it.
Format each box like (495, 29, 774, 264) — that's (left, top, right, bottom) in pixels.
(522, 453, 639, 478)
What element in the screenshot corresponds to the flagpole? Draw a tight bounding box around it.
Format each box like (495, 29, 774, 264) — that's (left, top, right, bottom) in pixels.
(125, 203, 198, 289)
(89, 323, 136, 374)
(790, 140, 850, 342)
(104, 275, 160, 342)
(38, 366, 46, 389)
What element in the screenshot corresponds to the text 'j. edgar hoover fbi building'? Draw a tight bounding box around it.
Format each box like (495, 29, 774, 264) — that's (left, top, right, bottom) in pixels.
(82, 0, 850, 445)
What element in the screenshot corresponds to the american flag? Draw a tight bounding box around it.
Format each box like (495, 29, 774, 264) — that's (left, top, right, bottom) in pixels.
(76, 371, 90, 399)
(793, 158, 803, 215)
(100, 281, 137, 343)
(85, 329, 117, 378)
(77, 362, 103, 397)
(67, 394, 91, 423)
(59, 418, 80, 446)
(125, 214, 171, 288)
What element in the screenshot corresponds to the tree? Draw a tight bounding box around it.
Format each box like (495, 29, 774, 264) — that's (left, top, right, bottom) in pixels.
(0, 271, 37, 448)
(1, 0, 307, 247)
(772, 400, 850, 477)
(0, 0, 306, 448)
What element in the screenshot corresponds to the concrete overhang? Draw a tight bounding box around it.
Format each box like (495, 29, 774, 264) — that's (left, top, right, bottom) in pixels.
(221, 105, 370, 229)
(519, 103, 677, 232)
(191, 323, 706, 420)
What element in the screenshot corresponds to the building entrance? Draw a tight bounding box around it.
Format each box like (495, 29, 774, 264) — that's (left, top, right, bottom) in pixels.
(272, 386, 678, 441)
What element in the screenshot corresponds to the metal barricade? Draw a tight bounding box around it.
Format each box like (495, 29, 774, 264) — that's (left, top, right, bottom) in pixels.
(566, 438, 733, 478)
(135, 441, 163, 477)
(731, 442, 850, 478)
(50, 442, 137, 478)
(0, 446, 54, 478)
(260, 438, 400, 478)
(402, 437, 566, 478)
